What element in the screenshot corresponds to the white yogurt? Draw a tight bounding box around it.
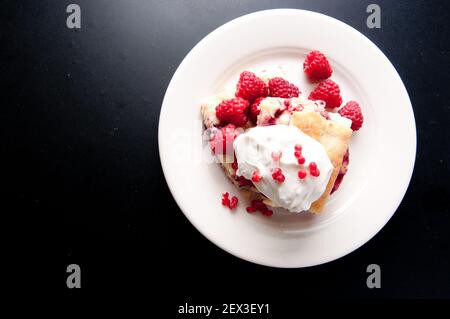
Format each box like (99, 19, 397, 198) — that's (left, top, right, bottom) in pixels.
(233, 125, 333, 212)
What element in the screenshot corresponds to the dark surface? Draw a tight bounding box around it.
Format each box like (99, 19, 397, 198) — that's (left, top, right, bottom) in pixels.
(2, 0, 450, 306)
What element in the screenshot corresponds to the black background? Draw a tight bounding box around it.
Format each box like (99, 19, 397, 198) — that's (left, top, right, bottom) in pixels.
(2, 0, 449, 309)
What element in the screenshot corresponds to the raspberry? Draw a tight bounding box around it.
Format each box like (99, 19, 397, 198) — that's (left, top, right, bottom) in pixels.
(249, 97, 265, 123)
(216, 97, 249, 126)
(210, 124, 238, 155)
(235, 71, 268, 101)
(303, 50, 333, 81)
(308, 79, 342, 109)
(338, 101, 364, 131)
(268, 77, 300, 98)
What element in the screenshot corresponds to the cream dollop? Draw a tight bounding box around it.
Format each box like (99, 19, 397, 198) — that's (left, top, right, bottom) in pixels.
(233, 125, 333, 212)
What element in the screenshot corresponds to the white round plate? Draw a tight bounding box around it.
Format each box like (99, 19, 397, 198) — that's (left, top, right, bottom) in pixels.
(158, 9, 416, 268)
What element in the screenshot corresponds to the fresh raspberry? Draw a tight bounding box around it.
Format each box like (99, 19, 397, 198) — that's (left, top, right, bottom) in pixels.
(338, 101, 364, 131)
(210, 124, 238, 155)
(303, 50, 333, 81)
(216, 97, 249, 126)
(308, 79, 342, 109)
(235, 71, 268, 101)
(249, 97, 265, 123)
(268, 77, 300, 98)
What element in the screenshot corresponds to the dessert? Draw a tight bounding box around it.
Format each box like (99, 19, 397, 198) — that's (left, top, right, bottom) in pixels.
(201, 51, 364, 215)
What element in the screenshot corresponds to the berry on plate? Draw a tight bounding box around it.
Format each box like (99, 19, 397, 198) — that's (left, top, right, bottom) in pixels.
(235, 71, 268, 101)
(268, 77, 300, 98)
(303, 50, 333, 81)
(338, 101, 364, 131)
(308, 79, 342, 109)
(215, 97, 250, 126)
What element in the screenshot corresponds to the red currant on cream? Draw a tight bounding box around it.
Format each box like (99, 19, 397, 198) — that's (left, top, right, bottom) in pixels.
(309, 162, 320, 177)
(298, 169, 307, 179)
(251, 170, 262, 183)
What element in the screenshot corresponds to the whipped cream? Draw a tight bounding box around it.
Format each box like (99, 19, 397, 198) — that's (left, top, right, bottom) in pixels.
(233, 125, 333, 212)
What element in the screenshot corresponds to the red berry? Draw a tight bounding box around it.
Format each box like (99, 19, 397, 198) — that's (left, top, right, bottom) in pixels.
(261, 209, 273, 217)
(303, 50, 333, 81)
(251, 171, 262, 183)
(309, 162, 320, 177)
(297, 156, 305, 165)
(295, 144, 302, 151)
(246, 206, 257, 213)
(216, 97, 250, 126)
(272, 168, 281, 176)
(236, 71, 268, 101)
(235, 175, 253, 187)
(338, 101, 364, 131)
(268, 77, 300, 98)
(271, 168, 285, 183)
(246, 200, 274, 217)
(221, 192, 230, 206)
(294, 151, 301, 158)
(298, 169, 307, 179)
(249, 97, 265, 123)
(210, 124, 239, 155)
(271, 151, 282, 161)
(229, 196, 239, 209)
(308, 79, 342, 109)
